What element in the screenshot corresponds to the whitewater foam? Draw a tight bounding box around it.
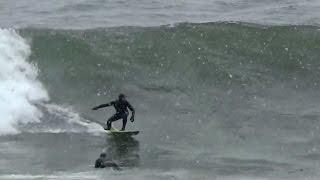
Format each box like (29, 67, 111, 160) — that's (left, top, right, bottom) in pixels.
(33, 103, 105, 135)
(0, 29, 49, 135)
(0, 29, 104, 135)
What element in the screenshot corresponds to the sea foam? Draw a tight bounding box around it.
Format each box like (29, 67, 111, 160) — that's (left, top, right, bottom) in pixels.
(0, 29, 49, 135)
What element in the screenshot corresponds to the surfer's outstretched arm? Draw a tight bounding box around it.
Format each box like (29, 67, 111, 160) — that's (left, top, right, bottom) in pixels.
(92, 102, 114, 110)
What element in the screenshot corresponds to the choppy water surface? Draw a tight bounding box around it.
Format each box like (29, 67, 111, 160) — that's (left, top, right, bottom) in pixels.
(1, 0, 320, 28)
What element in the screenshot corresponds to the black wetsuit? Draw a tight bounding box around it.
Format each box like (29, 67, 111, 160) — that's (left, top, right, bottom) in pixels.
(93, 99, 135, 130)
(95, 157, 107, 168)
(94, 154, 121, 170)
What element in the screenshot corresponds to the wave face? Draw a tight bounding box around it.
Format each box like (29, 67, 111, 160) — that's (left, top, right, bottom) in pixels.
(16, 23, 320, 145)
(2, 23, 320, 149)
(22, 23, 320, 91)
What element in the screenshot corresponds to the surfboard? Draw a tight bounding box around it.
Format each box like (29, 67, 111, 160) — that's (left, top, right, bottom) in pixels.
(80, 114, 140, 136)
(105, 127, 140, 136)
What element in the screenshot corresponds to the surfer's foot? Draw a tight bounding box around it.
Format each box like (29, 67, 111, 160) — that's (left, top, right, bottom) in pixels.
(120, 128, 125, 131)
(104, 127, 111, 130)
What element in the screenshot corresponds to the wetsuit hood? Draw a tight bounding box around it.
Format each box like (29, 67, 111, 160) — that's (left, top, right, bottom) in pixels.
(118, 93, 126, 100)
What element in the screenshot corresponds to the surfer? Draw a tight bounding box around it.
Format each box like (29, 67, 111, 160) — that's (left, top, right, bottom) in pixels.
(92, 93, 135, 131)
(94, 152, 121, 170)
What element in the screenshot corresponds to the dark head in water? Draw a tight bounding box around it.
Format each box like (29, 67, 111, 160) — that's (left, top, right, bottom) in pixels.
(118, 93, 126, 101)
(94, 153, 121, 170)
(100, 153, 106, 158)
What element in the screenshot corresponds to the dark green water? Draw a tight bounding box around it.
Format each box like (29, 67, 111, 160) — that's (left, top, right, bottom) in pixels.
(1, 22, 320, 179)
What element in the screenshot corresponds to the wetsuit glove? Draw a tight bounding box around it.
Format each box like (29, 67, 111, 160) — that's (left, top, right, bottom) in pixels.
(130, 116, 134, 122)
